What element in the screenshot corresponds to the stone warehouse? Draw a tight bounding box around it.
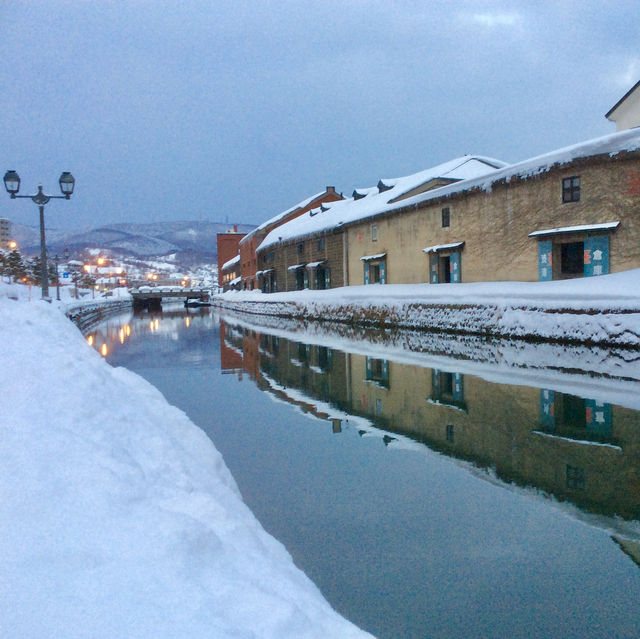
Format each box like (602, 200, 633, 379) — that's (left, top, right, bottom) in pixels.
(255, 128, 640, 290)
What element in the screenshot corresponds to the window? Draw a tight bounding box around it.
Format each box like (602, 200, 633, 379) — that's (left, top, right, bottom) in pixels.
(297, 242, 304, 254)
(370, 263, 381, 283)
(371, 224, 378, 241)
(446, 424, 455, 443)
(562, 176, 580, 203)
(366, 357, 389, 387)
(441, 207, 450, 228)
(566, 465, 585, 490)
(317, 237, 325, 250)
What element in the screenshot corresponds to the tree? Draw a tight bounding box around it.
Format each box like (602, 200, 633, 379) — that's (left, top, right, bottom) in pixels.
(5, 249, 26, 282)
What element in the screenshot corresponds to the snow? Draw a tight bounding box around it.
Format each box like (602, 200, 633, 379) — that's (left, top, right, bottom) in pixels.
(221, 254, 240, 270)
(528, 221, 620, 237)
(258, 155, 504, 250)
(359, 253, 387, 261)
(257, 128, 640, 252)
(217, 267, 640, 346)
(0, 282, 372, 639)
(422, 241, 465, 253)
(241, 190, 327, 242)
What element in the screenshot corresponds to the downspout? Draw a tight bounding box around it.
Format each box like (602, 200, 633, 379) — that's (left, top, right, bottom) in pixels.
(342, 229, 348, 287)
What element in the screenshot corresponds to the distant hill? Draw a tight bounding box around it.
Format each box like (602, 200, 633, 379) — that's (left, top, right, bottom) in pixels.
(10, 220, 255, 266)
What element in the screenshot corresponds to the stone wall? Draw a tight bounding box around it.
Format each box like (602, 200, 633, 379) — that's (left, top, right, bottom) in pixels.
(347, 153, 640, 285)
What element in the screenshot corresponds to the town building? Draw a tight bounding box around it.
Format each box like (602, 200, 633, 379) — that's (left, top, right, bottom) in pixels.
(220, 254, 241, 291)
(239, 186, 343, 291)
(216, 226, 245, 274)
(606, 80, 640, 131)
(254, 129, 640, 288)
(256, 156, 505, 290)
(345, 129, 640, 284)
(0, 218, 10, 247)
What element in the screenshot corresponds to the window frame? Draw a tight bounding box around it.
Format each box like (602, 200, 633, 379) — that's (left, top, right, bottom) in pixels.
(441, 207, 450, 228)
(562, 176, 580, 203)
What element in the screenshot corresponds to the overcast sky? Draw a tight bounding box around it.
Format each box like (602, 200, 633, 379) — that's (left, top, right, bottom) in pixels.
(1, 0, 638, 231)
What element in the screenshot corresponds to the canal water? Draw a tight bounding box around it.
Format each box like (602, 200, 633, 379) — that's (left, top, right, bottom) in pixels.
(89, 307, 640, 639)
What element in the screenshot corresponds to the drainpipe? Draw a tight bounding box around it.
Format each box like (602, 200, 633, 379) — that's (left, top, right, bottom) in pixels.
(342, 230, 348, 287)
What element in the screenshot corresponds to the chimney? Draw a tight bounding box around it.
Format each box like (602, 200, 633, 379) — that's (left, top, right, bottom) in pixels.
(234, 224, 238, 232)
(326, 186, 336, 194)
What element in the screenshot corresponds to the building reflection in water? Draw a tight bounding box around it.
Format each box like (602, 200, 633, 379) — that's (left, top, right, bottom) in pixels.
(219, 317, 640, 526)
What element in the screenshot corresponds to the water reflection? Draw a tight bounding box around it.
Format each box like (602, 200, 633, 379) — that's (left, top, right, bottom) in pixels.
(220, 315, 640, 522)
(89, 307, 640, 638)
(84, 306, 214, 359)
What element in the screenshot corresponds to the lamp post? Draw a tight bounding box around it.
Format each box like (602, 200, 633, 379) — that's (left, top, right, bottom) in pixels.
(3, 170, 75, 299)
(54, 253, 61, 301)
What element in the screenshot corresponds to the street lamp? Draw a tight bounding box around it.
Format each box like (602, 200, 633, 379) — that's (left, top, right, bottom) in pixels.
(3, 169, 75, 299)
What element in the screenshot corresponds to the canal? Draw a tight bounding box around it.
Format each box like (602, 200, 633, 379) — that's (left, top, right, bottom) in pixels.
(88, 306, 640, 639)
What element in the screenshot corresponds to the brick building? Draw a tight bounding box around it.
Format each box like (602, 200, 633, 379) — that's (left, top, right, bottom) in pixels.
(239, 186, 343, 291)
(220, 254, 241, 291)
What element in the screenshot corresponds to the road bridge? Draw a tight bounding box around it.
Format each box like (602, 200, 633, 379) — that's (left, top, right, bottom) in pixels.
(131, 286, 211, 311)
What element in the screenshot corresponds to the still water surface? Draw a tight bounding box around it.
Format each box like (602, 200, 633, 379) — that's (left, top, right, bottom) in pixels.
(90, 307, 640, 638)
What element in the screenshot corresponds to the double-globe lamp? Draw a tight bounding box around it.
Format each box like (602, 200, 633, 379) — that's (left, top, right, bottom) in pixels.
(3, 170, 75, 299)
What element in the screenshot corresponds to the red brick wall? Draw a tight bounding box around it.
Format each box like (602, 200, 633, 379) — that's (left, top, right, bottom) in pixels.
(217, 233, 245, 270)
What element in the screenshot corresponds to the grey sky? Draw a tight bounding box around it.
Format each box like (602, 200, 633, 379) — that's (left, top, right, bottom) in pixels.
(1, 0, 638, 231)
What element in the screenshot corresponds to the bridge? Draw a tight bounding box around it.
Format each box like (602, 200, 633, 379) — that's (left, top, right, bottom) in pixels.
(131, 286, 212, 311)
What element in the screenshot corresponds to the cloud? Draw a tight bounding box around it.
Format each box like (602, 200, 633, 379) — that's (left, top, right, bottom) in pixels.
(616, 58, 640, 89)
(466, 11, 523, 28)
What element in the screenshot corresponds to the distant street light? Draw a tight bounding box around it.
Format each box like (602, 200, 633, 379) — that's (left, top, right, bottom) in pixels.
(53, 253, 61, 301)
(3, 170, 75, 299)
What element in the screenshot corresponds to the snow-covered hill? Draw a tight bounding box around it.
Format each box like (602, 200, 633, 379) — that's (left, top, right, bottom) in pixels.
(11, 220, 255, 265)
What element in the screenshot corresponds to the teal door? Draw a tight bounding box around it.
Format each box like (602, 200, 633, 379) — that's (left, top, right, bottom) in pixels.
(538, 241, 552, 281)
(583, 236, 609, 277)
(450, 252, 461, 283)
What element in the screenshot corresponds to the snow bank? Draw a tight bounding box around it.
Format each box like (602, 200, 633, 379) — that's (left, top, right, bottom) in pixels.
(216, 268, 640, 346)
(0, 284, 372, 639)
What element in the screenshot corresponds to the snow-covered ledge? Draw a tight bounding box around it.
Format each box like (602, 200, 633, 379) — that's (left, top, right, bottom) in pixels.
(214, 269, 640, 347)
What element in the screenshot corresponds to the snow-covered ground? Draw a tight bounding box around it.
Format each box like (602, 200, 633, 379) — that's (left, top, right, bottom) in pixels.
(0, 282, 372, 639)
(217, 269, 640, 346)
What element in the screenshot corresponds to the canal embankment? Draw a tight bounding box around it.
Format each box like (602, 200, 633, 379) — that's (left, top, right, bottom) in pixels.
(214, 268, 640, 347)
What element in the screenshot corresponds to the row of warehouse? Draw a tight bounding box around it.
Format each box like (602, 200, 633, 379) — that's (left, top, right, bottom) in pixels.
(219, 125, 640, 293)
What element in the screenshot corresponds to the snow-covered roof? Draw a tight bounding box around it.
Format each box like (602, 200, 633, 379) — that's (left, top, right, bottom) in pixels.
(240, 190, 327, 243)
(306, 260, 327, 269)
(423, 242, 465, 253)
(528, 222, 620, 237)
(229, 275, 241, 286)
(287, 263, 305, 271)
(360, 253, 387, 262)
(221, 254, 240, 270)
(257, 155, 505, 251)
(257, 129, 640, 252)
